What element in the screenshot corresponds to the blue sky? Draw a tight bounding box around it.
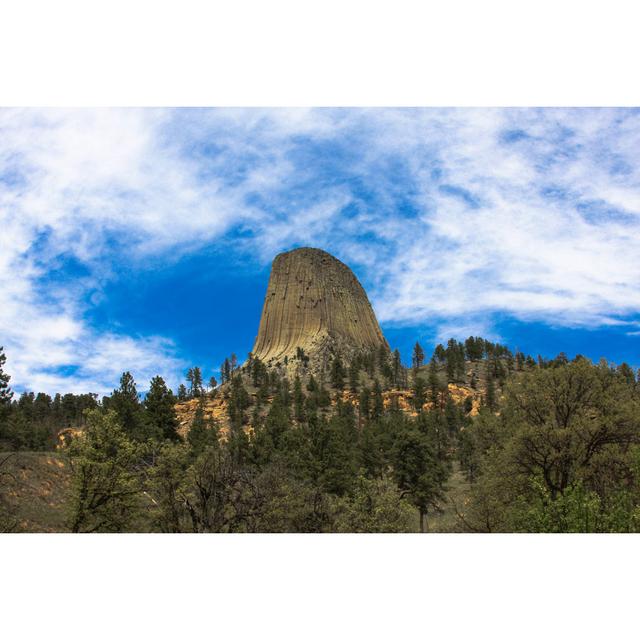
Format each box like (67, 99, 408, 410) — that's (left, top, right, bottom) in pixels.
(1, 108, 639, 394)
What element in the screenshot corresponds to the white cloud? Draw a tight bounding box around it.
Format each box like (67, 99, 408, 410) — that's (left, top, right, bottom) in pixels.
(1, 108, 639, 393)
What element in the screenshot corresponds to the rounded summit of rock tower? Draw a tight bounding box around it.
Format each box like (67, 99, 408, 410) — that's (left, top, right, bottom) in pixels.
(251, 247, 389, 371)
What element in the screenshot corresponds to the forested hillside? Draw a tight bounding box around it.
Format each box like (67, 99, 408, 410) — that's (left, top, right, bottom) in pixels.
(1, 340, 639, 533)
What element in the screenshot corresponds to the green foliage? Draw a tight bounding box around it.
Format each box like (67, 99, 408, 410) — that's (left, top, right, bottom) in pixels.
(412, 341, 425, 370)
(67, 410, 142, 533)
(1, 380, 98, 451)
(412, 374, 426, 412)
(227, 376, 250, 431)
(392, 427, 449, 531)
(0, 347, 13, 419)
(186, 366, 204, 397)
(11, 333, 640, 533)
(331, 474, 415, 532)
(144, 376, 179, 441)
(461, 359, 640, 532)
(106, 371, 147, 441)
(293, 375, 306, 422)
(330, 355, 346, 390)
(188, 403, 219, 454)
(392, 349, 404, 388)
(147, 441, 191, 532)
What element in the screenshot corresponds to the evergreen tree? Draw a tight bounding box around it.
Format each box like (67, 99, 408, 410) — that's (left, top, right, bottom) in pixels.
(392, 428, 448, 532)
(177, 384, 188, 401)
(372, 379, 384, 420)
(293, 375, 306, 423)
(330, 355, 346, 390)
(618, 362, 636, 385)
(186, 368, 194, 397)
(108, 372, 146, 441)
(445, 350, 456, 382)
(68, 410, 141, 533)
(186, 367, 204, 397)
(227, 376, 250, 431)
(412, 341, 425, 370)
(311, 414, 358, 496)
(0, 347, 13, 443)
(307, 374, 318, 393)
(230, 353, 238, 378)
(188, 403, 219, 454)
(349, 359, 360, 393)
(359, 386, 371, 425)
(444, 395, 459, 436)
(221, 358, 231, 384)
(377, 344, 388, 371)
(392, 349, 402, 388)
(251, 357, 267, 387)
(412, 374, 427, 413)
(0, 346, 13, 413)
(144, 376, 179, 441)
(264, 394, 290, 451)
(486, 376, 497, 412)
(428, 357, 440, 405)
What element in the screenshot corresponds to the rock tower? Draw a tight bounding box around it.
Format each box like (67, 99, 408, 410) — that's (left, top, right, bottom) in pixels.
(252, 247, 389, 372)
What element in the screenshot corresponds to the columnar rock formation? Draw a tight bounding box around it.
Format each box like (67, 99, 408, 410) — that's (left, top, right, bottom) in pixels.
(252, 247, 389, 371)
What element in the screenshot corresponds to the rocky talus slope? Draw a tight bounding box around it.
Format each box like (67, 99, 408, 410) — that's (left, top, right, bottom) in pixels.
(252, 247, 389, 371)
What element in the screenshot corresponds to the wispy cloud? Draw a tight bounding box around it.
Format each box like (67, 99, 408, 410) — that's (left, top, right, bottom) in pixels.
(1, 108, 639, 393)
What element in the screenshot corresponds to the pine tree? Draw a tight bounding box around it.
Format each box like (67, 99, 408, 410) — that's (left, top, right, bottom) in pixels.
(428, 357, 439, 404)
(186, 368, 194, 397)
(68, 410, 141, 533)
(412, 342, 425, 370)
(486, 376, 497, 412)
(265, 394, 290, 450)
(392, 349, 402, 388)
(412, 374, 427, 413)
(372, 379, 384, 420)
(109, 372, 146, 440)
(618, 363, 636, 385)
(444, 396, 459, 436)
(359, 387, 371, 425)
(349, 359, 360, 393)
(227, 376, 250, 431)
(186, 367, 203, 397)
(177, 384, 188, 401)
(377, 344, 388, 371)
(221, 358, 231, 384)
(392, 428, 448, 532)
(330, 355, 346, 390)
(230, 353, 238, 378)
(187, 403, 219, 454)
(144, 376, 179, 441)
(0, 346, 13, 426)
(293, 375, 306, 422)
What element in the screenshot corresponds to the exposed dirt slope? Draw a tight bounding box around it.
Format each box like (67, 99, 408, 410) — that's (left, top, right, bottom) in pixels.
(0, 452, 71, 532)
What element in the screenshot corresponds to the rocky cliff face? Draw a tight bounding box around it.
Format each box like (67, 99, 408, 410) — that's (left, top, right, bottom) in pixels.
(252, 247, 389, 371)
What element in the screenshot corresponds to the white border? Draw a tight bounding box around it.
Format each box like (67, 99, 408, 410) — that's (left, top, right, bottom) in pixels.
(1, 1, 639, 637)
(1, 0, 639, 106)
(1, 534, 638, 639)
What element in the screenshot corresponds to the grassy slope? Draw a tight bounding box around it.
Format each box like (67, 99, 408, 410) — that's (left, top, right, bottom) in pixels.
(0, 451, 71, 532)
